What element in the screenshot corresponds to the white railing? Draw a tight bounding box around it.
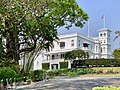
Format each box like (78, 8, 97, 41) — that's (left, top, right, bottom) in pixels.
(42, 59, 64, 63)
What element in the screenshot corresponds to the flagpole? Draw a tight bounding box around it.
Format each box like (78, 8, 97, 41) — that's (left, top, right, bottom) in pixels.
(87, 19, 90, 37)
(104, 15, 106, 28)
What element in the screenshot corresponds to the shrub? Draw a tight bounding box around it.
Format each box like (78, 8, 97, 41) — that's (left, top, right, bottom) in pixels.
(77, 68, 95, 74)
(0, 67, 17, 81)
(67, 72, 79, 77)
(42, 63, 50, 70)
(59, 61, 68, 69)
(30, 70, 43, 81)
(92, 86, 120, 90)
(47, 68, 70, 76)
(15, 75, 24, 82)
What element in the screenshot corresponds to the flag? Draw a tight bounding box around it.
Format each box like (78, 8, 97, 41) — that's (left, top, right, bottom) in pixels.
(101, 15, 104, 19)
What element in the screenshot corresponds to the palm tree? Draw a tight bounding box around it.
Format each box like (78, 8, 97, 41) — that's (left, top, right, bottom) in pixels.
(114, 31, 120, 48)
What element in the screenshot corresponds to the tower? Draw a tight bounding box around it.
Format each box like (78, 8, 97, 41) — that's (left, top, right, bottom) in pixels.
(98, 28, 111, 58)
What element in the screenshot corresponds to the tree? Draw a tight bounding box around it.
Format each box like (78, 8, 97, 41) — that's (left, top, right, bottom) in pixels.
(65, 49, 88, 68)
(114, 31, 120, 48)
(112, 49, 120, 59)
(0, 0, 88, 73)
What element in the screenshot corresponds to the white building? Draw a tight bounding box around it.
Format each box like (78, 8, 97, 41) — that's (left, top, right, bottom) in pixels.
(34, 28, 111, 70)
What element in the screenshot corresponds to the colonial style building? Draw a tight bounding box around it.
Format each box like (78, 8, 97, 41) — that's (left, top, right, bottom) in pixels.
(34, 28, 111, 70)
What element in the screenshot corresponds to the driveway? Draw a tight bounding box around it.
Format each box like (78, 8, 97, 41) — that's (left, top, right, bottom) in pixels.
(18, 76, 120, 90)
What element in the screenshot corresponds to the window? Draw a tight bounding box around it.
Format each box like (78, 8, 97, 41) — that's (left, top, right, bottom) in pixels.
(52, 55, 55, 59)
(104, 40, 106, 43)
(60, 54, 65, 59)
(103, 47, 106, 52)
(71, 40, 74, 47)
(37, 61, 39, 67)
(101, 48, 102, 53)
(83, 43, 89, 47)
(60, 42, 65, 49)
(96, 46, 98, 52)
(104, 33, 106, 36)
(100, 33, 102, 37)
(78, 40, 80, 47)
(91, 45, 92, 50)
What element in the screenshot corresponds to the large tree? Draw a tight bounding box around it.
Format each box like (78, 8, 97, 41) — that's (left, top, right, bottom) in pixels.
(114, 31, 120, 48)
(65, 49, 88, 62)
(112, 49, 120, 60)
(0, 0, 88, 72)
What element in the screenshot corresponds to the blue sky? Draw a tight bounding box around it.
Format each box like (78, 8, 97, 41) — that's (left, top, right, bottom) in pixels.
(58, 0, 120, 54)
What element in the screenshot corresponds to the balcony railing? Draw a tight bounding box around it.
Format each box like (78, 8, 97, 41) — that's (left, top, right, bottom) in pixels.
(42, 59, 64, 63)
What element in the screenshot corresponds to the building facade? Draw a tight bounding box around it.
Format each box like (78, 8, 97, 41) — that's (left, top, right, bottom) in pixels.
(34, 28, 111, 70)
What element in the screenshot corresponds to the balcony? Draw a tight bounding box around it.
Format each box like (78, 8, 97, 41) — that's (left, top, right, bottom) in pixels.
(42, 59, 64, 63)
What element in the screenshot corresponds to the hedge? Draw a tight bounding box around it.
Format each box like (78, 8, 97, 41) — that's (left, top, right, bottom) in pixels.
(83, 59, 120, 67)
(59, 61, 68, 69)
(42, 63, 50, 70)
(71, 59, 120, 67)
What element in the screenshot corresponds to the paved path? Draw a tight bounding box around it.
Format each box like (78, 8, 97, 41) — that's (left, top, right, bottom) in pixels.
(18, 76, 120, 90)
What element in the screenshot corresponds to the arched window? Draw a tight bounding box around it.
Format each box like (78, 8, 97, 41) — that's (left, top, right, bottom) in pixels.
(104, 33, 106, 36)
(100, 33, 102, 37)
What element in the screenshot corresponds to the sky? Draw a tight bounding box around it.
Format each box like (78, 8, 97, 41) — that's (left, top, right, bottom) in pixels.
(58, 0, 120, 54)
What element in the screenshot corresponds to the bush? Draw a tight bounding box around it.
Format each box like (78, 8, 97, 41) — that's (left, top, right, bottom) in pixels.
(15, 75, 24, 82)
(0, 67, 17, 81)
(42, 63, 50, 70)
(67, 72, 79, 77)
(77, 68, 95, 74)
(30, 70, 43, 81)
(47, 68, 70, 76)
(92, 86, 120, 90)
(0, 67, 17, 86)
(59, 61, 68, 69)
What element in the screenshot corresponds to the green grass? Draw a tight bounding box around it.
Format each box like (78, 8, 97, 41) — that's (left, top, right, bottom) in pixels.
(92, 86, 120, 90)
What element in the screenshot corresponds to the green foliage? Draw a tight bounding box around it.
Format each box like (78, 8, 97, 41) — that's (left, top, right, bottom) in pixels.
(47, 68, 70, 76)
(0, 58, 20, 74)
(77, 68, 95, 74)
(67, 72, 79, 77)
(42, 63, 50, 70)
(112, 49, 120, 59)
(59, 61, 68, 69)
(92, 86, 120, 90)
(0, 67, 17, 81)
(15, 75, 24, 82)
(65, 49, 87, 61)
(85, 59, 120, 67)
(30, 70, 43, 81)
(0, 0, 88, 74)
